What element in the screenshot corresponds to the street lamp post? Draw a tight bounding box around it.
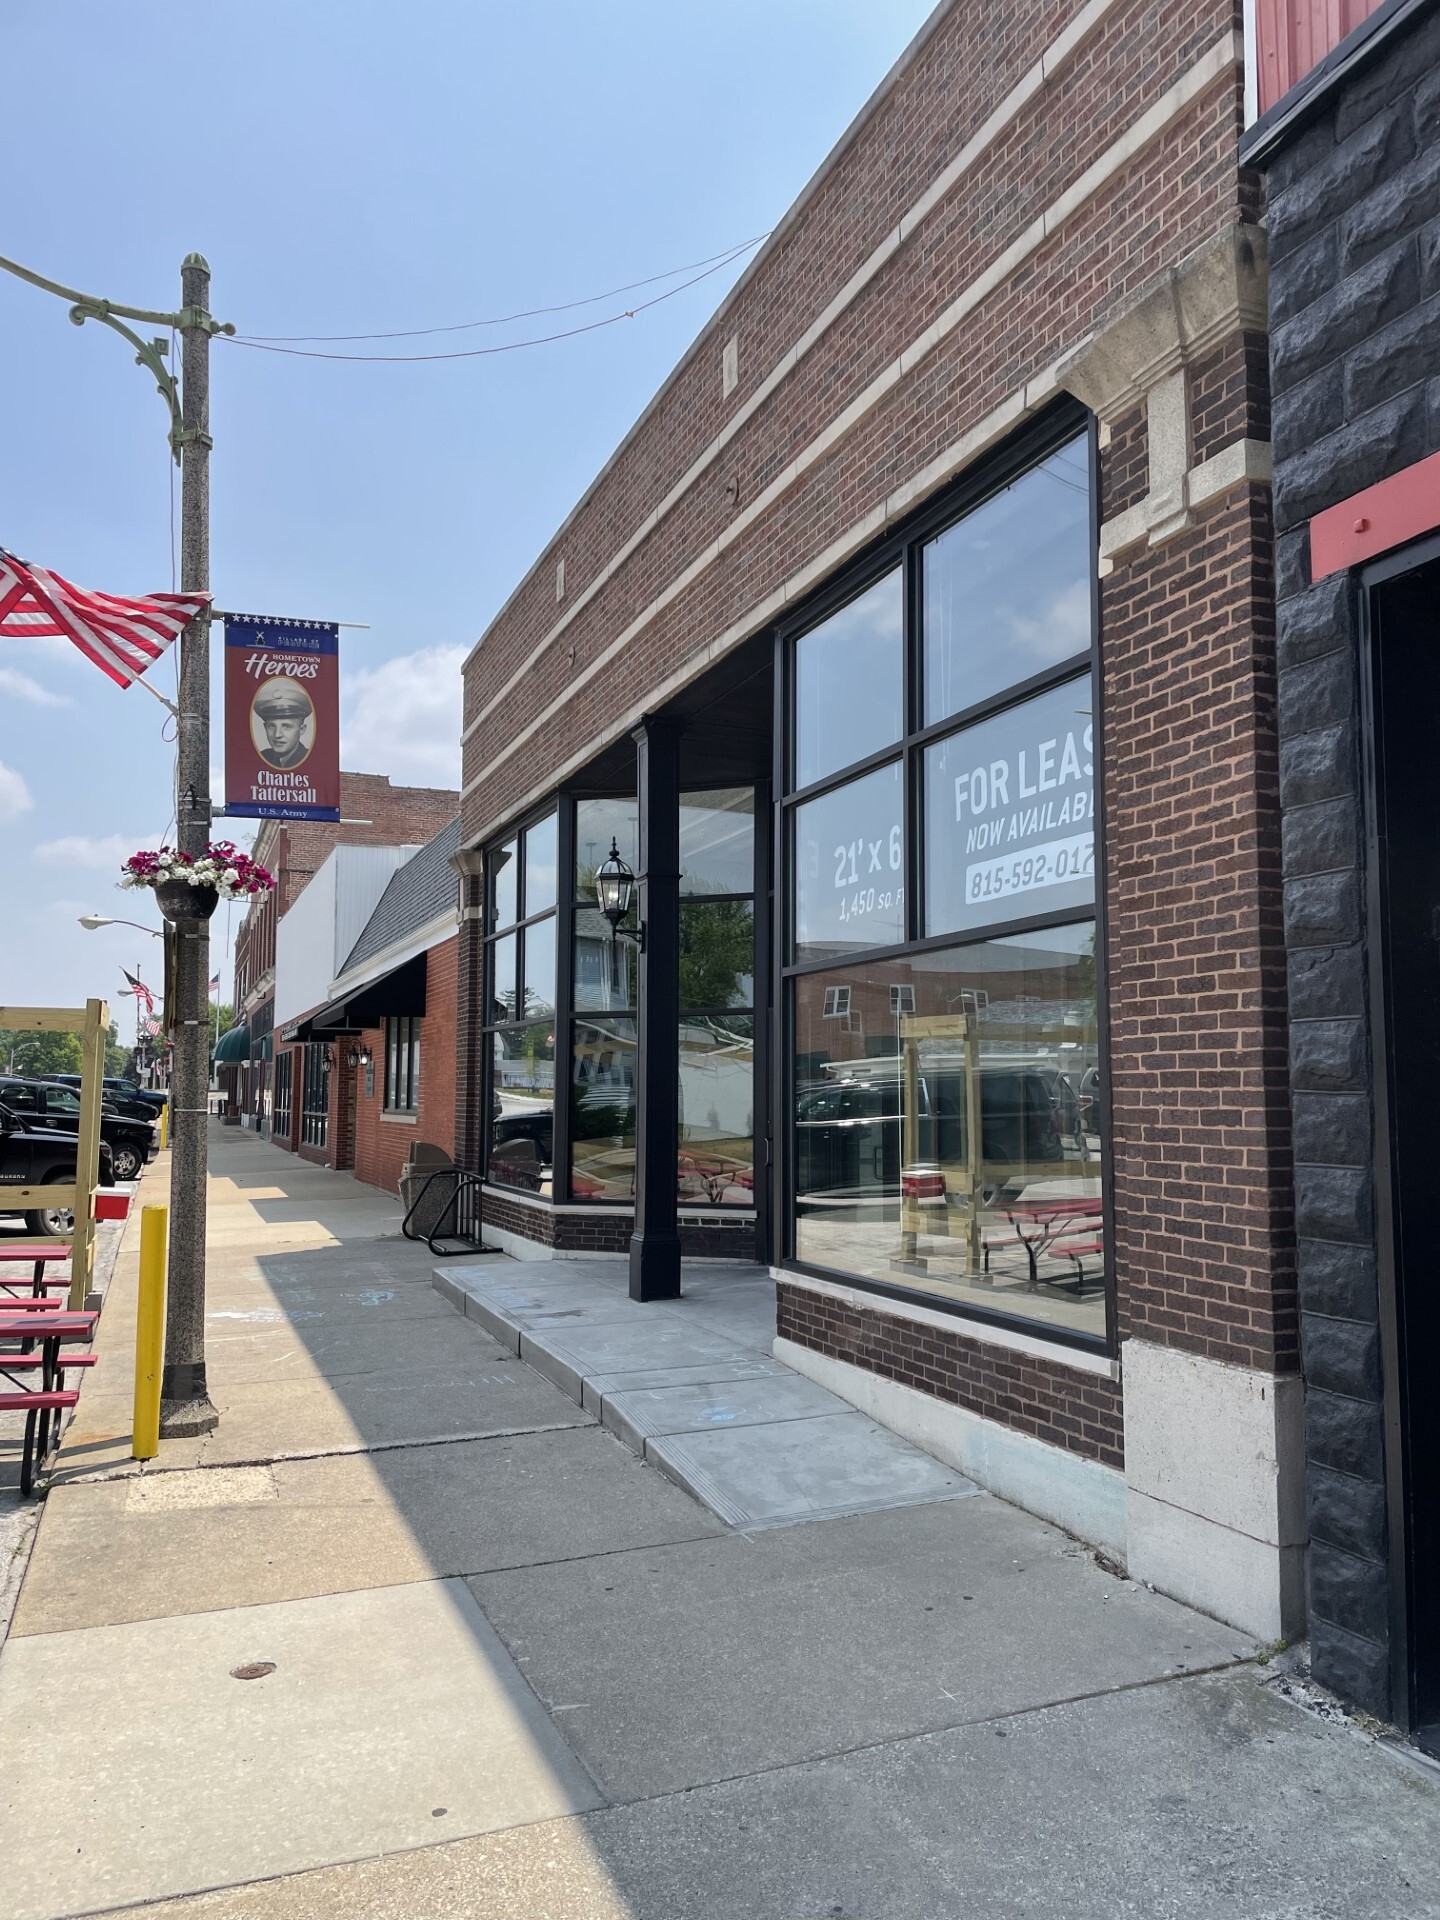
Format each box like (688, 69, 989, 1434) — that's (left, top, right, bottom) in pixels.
(3, 248, 234, 1436)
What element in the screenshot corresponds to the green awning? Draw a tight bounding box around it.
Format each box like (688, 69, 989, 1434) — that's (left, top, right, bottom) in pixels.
(213, 1023, 250, 1064)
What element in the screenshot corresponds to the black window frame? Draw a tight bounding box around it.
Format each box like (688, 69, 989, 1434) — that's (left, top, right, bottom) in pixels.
(482, 803, 564, 1194)
(299, 1041, 330, 1150)
(773, 399, 1115, 1357)
(384, 1015, 421, 1114)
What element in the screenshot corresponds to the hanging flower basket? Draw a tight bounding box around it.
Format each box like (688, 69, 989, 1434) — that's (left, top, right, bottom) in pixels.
(121, 841, 274, 924)
(154, 878, 220, 922)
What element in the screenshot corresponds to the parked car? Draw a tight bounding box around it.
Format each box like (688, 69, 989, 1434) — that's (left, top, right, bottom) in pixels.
(0, 1103, 116, 1236)
(45, 1073, 165, 1122)
(0, 1077, 155, 1182)
(794, 1064, 1067, 1206)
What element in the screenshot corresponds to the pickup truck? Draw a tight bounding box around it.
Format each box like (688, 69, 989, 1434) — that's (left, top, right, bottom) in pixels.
(0, 1076, 155, 1181)
(45, 1073, 165, 1123)
(0, 1102, 116, 1237)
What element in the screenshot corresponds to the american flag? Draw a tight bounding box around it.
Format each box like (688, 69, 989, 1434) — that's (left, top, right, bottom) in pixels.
(121, 969, 156, 1015)
(144, 1016, 162, 1037)
(208, 973, 221, 997)
(0, 547, 209, 690)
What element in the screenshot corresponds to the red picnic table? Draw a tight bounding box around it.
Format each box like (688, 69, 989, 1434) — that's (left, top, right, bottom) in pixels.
(984, 1199, 1105, 1294)
(0, 1242, 71, 1299)
(0, 1307, 97, 1495)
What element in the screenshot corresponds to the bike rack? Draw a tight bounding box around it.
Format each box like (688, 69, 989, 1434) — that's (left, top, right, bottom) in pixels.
(400, 1167, 498, 1258)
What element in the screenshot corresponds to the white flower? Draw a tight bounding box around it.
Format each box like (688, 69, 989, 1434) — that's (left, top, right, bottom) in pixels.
(223, 867, 239, 886)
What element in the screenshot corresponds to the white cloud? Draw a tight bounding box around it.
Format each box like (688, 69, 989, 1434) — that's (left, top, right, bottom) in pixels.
(342, 644, 465, 788)
(0, 666, 69, 707)
(33, 832, 134, 870)
(0, 761, 33, 821)
(1000, 577, 1093, 667)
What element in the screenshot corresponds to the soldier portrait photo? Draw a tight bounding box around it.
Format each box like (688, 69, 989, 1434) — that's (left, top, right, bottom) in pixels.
(250, 678, 316, 769)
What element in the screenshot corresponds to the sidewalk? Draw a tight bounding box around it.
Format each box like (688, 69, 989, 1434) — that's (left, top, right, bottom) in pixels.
(0, 1124, 1436, 1919)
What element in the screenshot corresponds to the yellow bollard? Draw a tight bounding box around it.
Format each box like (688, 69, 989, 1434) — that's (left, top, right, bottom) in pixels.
(158, 1105, 168, 1153)
(133, 1203, 168, 1460)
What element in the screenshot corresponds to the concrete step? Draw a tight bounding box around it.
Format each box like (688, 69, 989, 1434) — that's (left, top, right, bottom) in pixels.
(432, 1259, 978, 1531)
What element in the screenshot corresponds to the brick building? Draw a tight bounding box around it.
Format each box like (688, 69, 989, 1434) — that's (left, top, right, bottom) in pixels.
(227, 773, 457, 1142)
(1243, 0, 1440, 1745)
(281, 819, 462, 1194)
(455, 0, 1299, 1643)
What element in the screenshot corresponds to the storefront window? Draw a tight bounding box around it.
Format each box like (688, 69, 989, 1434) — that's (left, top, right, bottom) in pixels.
(680, 900, 754, 1008)
(923, 436, 1091, 725)
(490, 1024, 556, 1193)
(794, 570, 903, 789)
(524, 811, 558, 917)
(679, 1015, 754, 1205)
(680, 788, 754, 894)
(923, 674, 1094, 936)
(576, 800, 638, 902)
(572, 1017, 636, 1201)
(523, 919, 557, 1019)
(792, 761, 905, 962)
(485, 811, 559, 1192)
(573, 907, 637, 1012)
(792, 926, 1103, 1337)
(385, 1016, 421, 1113)
(784, 416, 1103, 1344)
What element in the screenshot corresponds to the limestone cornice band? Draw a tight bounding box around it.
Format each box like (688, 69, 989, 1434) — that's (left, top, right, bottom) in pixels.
(1057, 223, 1271, 575)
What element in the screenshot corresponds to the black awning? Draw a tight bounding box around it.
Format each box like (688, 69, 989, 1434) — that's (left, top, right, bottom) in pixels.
(288, 952, 428, 1042)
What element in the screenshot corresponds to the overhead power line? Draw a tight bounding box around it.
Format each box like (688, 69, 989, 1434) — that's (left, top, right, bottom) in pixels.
(237, 235, 771, 343)
(221, 235, 769, 364)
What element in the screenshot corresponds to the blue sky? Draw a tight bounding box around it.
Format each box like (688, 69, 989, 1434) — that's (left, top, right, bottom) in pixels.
(0, 0, 934, 1019)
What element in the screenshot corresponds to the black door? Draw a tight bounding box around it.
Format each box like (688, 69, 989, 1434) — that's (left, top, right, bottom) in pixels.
(1367, 546, 1440, 1746)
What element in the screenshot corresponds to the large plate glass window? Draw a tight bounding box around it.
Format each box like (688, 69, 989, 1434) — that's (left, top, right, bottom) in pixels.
(484, 810, 559, 1193)
(794, 571, 903, 790)
(565, 790, 757, 1206)
(923, 439, 1091, 725)
(783, 419, 1106, 1346)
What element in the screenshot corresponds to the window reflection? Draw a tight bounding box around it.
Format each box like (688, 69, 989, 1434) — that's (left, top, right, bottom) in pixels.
(923, 437, 1091, 726)
(490, 1023, 556, 1194)
(793, 761, 904, 962)
(576, 800, 638, 903)
(680, 900, 754, 1009)
(571, 1018, 636, 1201)
(680, 789, 754, 895)
(523, 919, 557, 1019)
(491, 932, 517, 1021)
(573, 907, 637, 1011)
(794, 571, 904, 790)
(494, 839, 518, 931)
(679, 1016, 754, 1206)
(792, 923, 1103, 1337)
(524, 812, 558, 917)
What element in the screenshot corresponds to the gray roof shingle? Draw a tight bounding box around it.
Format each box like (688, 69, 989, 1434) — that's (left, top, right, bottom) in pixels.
(339, 816, 460, 977)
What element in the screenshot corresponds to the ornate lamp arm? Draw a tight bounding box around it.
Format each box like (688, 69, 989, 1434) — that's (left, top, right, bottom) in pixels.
(0, 250, 234, 463)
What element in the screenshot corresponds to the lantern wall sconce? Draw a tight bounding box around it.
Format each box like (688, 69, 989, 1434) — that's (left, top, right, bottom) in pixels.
(595, 839, 644, 950)
(346, 1042, 373, 1071)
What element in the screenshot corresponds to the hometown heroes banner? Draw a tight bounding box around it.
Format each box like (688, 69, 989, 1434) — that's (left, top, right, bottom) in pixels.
(223, 615, 340, 821)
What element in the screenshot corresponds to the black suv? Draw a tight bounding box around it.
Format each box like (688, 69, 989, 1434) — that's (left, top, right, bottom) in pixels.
(0, 1078, 155, 1182)
(46, 1074, 166, 1123)
(0, 1104, 115, 1236)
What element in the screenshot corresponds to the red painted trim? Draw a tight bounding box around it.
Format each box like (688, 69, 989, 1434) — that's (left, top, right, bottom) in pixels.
(1310, 450, 1440, 581)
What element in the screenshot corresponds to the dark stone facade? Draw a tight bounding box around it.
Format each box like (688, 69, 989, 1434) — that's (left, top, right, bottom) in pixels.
(1258, 0, 1440, 1721)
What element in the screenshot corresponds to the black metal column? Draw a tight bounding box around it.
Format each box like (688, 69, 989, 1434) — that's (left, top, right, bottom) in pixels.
(629, 715, 682, 1300)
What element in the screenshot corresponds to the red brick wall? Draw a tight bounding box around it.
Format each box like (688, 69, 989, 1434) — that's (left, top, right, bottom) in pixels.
(777, 1282, 1125, 1470)
(1101, 483, 1294, 1372)
(351, 939, 460, 1195)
